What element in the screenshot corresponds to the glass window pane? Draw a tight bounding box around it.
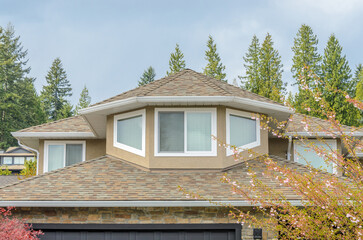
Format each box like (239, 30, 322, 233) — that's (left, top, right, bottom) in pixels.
(3, 157, 13, 165)
(187, 112, 211, 151)
(159, 112, 184, 152)
(66, 144, 83, 166)
(295, 141, 334, 173)
(117, 115, 142, 150)
(230, 115, 257, 147)
(14, 157, 25, 164)
(48, 145, 64, 171)
(26, 157, 34, 161)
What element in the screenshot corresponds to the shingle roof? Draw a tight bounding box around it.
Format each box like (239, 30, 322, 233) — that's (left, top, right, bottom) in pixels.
(286, 113, 362, 134)
(0, 155, 322, 201)
(17, 116, 92, 133)
(0, 176, 19, 188)
(91, 69, 283, 107)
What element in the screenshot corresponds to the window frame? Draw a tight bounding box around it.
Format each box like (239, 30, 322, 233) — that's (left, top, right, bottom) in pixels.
(154, 108, 217, 157)
(293, 139, 337, 174)
(44, 140, 86, 173)
(113, 109, 146, 157)
(226, 108, 261, 156)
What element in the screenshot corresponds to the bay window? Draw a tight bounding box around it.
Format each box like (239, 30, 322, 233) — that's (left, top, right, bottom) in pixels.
(155, 108, 217, 156)
(226, 109, 260, 156)
(44, 141, 85, 172)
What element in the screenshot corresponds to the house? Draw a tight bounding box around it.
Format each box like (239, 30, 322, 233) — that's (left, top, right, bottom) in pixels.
(0, 146, 35, 173)
(0, 69, 361, 240)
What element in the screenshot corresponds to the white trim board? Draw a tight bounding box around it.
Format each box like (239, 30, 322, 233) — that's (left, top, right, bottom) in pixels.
(0, 200, 304, 207)
(12, 132, 95, 138)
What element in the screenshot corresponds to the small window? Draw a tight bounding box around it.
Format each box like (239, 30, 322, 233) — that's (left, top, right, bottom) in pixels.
(155, 108, 217, 156)
(44, 141, 85, 172)
(113, 109, 145, 157)
(3, 157, 13, 165)
(13, 157, 25, 165)
(294, 140, 336, 173)
(226, 109, 260, 156)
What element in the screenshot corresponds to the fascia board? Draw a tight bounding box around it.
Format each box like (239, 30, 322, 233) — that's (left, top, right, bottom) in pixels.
(11, 132, 95, 138)
(286, 132, 363, 137)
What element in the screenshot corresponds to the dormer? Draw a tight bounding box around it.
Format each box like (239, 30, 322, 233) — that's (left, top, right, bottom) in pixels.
(80, 69, 292, 170)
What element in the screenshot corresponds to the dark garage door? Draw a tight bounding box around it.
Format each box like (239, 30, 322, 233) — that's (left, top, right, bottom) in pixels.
(32, 224, 241, 240)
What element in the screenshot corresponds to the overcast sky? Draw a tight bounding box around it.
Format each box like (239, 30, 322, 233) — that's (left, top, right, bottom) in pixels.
(0, 0, 362, 105)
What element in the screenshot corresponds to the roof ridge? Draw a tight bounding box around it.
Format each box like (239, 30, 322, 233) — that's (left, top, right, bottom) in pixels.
(143, 70, 187, 96)
(18, 116, 82, 133)
(0, 156, 108, 190)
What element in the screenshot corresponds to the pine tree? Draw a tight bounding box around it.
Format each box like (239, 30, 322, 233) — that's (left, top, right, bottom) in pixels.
(75, 85, 91, 115)
(258, 33, 286, 102)
(291, 25, 322, 116)
(138, 66, 156, 86)
(166, 44, 186, 76)
(353, 64, 363, 100)
(240, 35, 261, 92)
(40, 58, 73, 121)
(320, 34, 361, 126)
(203, 35, 226, 81)
(0, 24, 46, 149)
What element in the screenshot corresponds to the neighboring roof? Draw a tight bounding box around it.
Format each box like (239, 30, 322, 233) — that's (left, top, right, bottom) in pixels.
(17, 116, 92, 133)
(0, 155, 321, 203)
(0, 147, 34, 157)
(0, 176, 19, 188)
(90, 69, 283, 108)
(286, 113, 363, 136)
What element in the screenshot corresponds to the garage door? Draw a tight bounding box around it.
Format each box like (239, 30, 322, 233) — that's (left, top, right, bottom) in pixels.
(32, 224, 241, 240)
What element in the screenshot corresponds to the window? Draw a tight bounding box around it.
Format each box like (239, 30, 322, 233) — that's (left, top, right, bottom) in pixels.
(13, 157, 25, 165)
(113, 109, 145, 157)
(44, 141, 85, 172)
(226, 109, 260, 156)
(3, 157, 13, 165)
(294, 139, 336, 173)
(155, 108, 217, 156)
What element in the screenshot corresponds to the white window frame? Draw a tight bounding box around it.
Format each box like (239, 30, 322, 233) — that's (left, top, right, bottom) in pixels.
(226, 108, 261, 156)
(113, 109, 146, 157)
(293, 139, 337, 174)
(44, 140, 86, 173)
(154, 108, 217, 157)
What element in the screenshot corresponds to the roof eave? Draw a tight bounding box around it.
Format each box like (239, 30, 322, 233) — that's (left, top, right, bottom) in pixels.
(11, 132, 96, 138)
(286, 132, 363, 137)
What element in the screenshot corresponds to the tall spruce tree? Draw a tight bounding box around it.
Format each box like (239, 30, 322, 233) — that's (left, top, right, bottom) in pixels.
(291, 25, 322, 116)
(138, 66, 156, 86)
(41, 58, 73, 121)
(75, 85, 91, 115)
(203, 35, 226, 81)
(320, 34, 360, 126)
(240, 35, 261, 92)
(258, 33, 286, 102)
(0, 24, 45, 149)
(166, 44, 186, 76)
(353, 64, 363, 100)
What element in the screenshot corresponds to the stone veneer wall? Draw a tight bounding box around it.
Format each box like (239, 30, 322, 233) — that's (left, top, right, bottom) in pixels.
(13, 207, 276, 240)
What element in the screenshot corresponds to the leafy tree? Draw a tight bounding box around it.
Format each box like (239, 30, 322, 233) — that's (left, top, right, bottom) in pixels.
(240, 35, 261, 92)
(75, 85, 91, 115)
(203, 35, 226, 81)
(291, 25, 322, 116)
(166, 44, 186, 76)
(40, 58, 73, 121)
(0, 166, 12, 175)
(138, 66, 156, 86)
(258, 33, 286, 102)
(20, 159, 36, 179)
(0, 24, 45, 149)
(0, 207, 43, 239)
(320, 34, 360, 126)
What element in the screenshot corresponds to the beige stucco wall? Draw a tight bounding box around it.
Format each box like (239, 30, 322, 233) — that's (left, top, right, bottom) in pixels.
(38, 139, 106, 174)
(268, 138, 288, 159)
(106, 106, 269, 170)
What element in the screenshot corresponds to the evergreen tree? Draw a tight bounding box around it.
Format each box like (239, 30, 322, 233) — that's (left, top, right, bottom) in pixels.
(40, 58, 73, 121)
(320, 34, 360, 126)
(138, 66, 156, 86)
(203, 35, 226, 81)
(291, 25, 322, 116)
(0, 24, 45, 149)
(353, 64, 363, 100)
(166, 44, 186, 76)
(258, 33, 286, 102)
(75, 85, 91, 115)
(240, 35, 261, 92)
